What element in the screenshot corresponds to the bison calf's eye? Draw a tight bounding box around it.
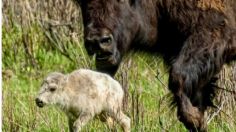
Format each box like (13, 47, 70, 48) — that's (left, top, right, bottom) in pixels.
(49, 87, 56, 92)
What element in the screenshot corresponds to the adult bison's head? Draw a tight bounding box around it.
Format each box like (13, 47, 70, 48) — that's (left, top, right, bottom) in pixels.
(76, 0, 138, 75)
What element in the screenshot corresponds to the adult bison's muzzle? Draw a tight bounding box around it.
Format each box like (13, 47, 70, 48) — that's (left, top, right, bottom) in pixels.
(84, 33, 121, 75)
(95, 50, 121, 76)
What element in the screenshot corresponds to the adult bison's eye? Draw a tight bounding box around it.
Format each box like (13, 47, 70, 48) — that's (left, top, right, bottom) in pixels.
(118, 0, 125, 3)
(99, 36, 112, 45)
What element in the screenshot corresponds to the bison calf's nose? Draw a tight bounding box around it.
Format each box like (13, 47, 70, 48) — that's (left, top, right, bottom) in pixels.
(35, 98, 44, 108)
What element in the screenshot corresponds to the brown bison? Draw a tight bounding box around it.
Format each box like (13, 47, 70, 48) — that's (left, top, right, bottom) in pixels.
(73, 0, 236, 131)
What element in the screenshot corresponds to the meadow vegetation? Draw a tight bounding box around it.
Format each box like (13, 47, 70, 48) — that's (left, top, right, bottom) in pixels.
(2, 0, 236, 131)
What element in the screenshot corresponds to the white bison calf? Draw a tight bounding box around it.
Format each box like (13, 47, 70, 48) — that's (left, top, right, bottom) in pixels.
(35, 69, 130, 132)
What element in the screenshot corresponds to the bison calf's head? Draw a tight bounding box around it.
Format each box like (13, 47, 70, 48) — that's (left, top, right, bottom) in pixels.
(78, 0, 138, 75)
(35, 72, 66, 108)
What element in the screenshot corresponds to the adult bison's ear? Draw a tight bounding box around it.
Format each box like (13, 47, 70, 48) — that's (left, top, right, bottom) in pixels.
(118, 0, 124, 2)
(118, 0, 136, 6)
(129, 0, 136, 5)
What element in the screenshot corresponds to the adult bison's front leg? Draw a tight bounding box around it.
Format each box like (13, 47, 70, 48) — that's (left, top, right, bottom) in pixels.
(168, 29, 226, 131)
(169, 67, 207, 132)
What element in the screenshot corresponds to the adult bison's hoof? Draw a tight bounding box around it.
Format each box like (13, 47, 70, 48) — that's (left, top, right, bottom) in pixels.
(178, 103, 207, 132)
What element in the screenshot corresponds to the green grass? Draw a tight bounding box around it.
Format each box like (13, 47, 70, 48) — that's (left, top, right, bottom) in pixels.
(2, 22, 236, 132)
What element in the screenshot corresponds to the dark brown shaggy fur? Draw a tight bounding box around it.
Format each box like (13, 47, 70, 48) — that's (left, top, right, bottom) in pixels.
(73, 0, 236, 131)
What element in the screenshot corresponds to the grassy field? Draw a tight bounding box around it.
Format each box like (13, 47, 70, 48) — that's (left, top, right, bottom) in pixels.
(2, 0, 236, 132)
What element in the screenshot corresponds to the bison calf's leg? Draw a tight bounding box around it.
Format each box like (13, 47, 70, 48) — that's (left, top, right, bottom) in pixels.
(73, 113, 93, 132)
(99, 112, 116, 131)
(68, 118, 76, 132)
(110, 110, 131, 132)
(106, 116, 116, 131)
